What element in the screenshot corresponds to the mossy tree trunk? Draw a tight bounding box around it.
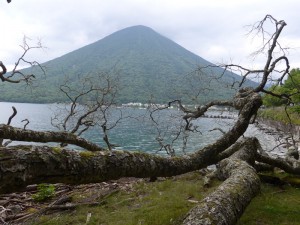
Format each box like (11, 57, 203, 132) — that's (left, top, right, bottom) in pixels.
(0, 124, 105, 151)
(0, 92, 262, 193)
(183, 138, 261, 225)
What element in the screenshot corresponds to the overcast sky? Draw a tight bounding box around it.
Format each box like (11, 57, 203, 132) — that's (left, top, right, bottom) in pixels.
(1, 0, 300, 72)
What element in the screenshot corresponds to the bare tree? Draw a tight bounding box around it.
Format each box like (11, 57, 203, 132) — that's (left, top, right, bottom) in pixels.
(0, 37, 45, 146)
(51, 72, 121, 150)
(147, 102, 189, 156)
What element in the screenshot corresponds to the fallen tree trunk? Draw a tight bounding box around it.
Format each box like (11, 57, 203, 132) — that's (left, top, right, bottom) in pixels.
(183, 138, 261, 225)
(0, 92, 262, 193)
(0, 145, 203, 193)
(0, 92, 297, 224)
(0, 139, 250, 193)
(0, 138, 262, 225)
(183, 136, 300, 224)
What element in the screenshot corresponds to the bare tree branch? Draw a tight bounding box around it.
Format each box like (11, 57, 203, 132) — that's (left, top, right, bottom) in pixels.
(51, 73, 121, 150)
(21, 119, 30, 130)
(7, 106, 17, 126)
(0, 37, 45, 84)
(0, 106, 17, 146)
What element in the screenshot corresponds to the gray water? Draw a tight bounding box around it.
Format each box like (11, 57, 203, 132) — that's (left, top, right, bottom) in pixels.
(0, 102, 281, 155)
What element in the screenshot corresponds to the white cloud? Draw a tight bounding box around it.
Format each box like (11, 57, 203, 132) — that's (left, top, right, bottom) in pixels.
(1, 0, 300, 71)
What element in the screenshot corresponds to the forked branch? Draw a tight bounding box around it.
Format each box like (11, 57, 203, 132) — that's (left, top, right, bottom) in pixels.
(0, 37, 45, 84)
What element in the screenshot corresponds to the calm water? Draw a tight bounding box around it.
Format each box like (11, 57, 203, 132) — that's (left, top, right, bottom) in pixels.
(0, 102, 279, 155)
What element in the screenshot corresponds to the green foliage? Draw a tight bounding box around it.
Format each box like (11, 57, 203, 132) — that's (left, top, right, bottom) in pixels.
(258, 106, 300, 125)
(263, 68, 300, 107)
(284, 68, 300, 88)
(263, 85, 288, 107)
(285, 68, 300, 104)
(32, 183, 56, 202)
(289, 105, 300, 114)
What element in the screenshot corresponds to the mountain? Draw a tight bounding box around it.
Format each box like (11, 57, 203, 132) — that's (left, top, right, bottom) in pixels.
(0, 25, 257, 104)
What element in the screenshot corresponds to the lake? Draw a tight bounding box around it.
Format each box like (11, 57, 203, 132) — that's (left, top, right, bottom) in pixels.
(0, 102, 280, 155)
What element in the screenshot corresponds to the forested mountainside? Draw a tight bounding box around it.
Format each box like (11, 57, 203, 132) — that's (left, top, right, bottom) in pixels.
(0, 25, 256, 104)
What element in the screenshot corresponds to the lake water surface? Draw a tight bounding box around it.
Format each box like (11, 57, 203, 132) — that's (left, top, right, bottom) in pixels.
(0, 102, 280, 155)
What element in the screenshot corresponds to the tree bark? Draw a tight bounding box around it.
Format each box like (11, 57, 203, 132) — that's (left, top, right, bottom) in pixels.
(183, 138, 261, 225)
(0, 124, 105, 151)
(0, 141, 246, 193)
(256, 152, 300, 175)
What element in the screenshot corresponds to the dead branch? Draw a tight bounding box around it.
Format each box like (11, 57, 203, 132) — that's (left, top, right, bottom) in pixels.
(148, 102, 193, 156)
(0, 37, 45, 84)
(7, 106, 17, 126)
(209, 127, 226, 134)
(21, 119, 30, 130)
(0, 106, 17, 146)
(52, 73, 121, 150)
(211, 15, 289, 100)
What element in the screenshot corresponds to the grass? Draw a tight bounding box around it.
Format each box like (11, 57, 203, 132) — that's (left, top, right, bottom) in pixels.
(27, 172, 300, 225)
(258, 106, 300, 125)
(238, 184, 300, 225)
(28, 172, 215, 225)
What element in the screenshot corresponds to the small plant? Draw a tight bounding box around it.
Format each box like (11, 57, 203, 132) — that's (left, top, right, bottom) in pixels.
(32, 183, 56, 202)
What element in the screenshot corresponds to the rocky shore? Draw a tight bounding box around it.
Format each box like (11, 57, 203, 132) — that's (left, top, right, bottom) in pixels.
(255, 118, 300, 156)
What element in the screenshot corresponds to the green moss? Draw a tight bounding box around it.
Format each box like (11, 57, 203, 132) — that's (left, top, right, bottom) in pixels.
(51, 147, 62, 154)
(282, 176, 300, 187)
(79, 151, 96, 158)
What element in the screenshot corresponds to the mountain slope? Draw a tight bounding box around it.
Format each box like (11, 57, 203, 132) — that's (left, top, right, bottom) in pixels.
(0, 25, 256, 104)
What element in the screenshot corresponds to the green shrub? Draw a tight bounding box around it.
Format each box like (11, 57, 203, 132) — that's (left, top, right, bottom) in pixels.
(32, 184, 56, 202)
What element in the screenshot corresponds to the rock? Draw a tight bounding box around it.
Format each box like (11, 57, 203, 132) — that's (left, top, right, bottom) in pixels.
(287, 147, 299, 160)
(7, 204, 22, 214)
